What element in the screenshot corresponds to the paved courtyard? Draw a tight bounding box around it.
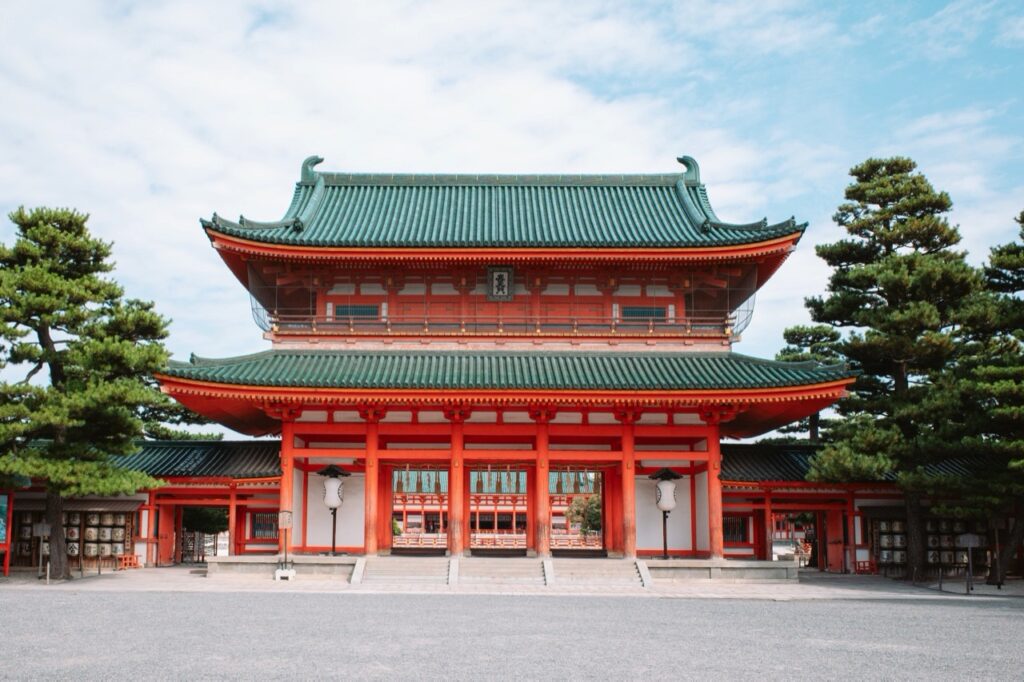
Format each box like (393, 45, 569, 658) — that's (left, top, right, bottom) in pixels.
(2, 571, 1023, 679)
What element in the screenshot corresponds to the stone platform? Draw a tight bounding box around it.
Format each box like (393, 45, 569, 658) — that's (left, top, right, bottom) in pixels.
(203, 554, 797, 585)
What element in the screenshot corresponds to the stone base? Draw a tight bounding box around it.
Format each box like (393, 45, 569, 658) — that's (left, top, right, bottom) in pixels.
(645, 558, 799, 582)
(207, 555, 357, 580)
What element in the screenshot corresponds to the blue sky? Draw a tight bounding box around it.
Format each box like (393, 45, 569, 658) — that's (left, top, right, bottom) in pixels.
(1, 0, 1022, 372)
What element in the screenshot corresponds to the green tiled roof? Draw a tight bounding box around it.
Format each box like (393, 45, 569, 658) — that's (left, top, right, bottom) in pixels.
(720, 443, 978, 483)
(200, 156, 805, 249)
(119, 441, 280, 479)
(164, 350, 852, 391)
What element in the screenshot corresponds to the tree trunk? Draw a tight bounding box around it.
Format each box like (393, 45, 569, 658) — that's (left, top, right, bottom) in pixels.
(904, 491, 926, 583)
(987, 515, 1024, 585)
(45, 488, 70, 579)
(809, 412, 820, 443)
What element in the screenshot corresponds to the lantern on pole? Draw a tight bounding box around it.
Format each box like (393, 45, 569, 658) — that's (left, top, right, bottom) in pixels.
(650, 468, 683, 560)
(316, 464, 350, 556)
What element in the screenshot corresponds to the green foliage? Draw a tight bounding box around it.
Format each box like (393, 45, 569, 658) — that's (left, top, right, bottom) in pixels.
(805, 158, 982, 484)
(775, 324, 841, 441)
(566, 493, 602, 533)
(0, 207, 185, 575)
(183, 507, 229, 534)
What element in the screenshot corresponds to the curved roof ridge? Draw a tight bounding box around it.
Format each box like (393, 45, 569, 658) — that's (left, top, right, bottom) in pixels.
(200, 155, 809, 249)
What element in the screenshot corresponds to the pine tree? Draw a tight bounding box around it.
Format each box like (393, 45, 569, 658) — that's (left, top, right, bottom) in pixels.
(805, 158, 983, 580)
(951, 211, 1024, 584)
(774, 324, 841, 442)
(0, 207, 171, 578)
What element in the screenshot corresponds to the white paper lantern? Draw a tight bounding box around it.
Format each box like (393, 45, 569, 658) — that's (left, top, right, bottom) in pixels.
(323, 477, 344, 509)
(655, 479, 677, 512)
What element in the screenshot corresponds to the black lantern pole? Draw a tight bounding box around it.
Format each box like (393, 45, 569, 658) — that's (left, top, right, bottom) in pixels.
(649, 468, 683, 560)
(315, 464, 350, 556)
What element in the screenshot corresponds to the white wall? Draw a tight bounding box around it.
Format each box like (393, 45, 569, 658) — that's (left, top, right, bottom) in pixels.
(303, 472, 365, 549)
(635, 476, 692, 551)
(695, 471, 709, 551)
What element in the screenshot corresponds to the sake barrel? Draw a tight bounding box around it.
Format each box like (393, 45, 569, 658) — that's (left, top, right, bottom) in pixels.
(99, 513, 114, 526)
(893, 534, 906, 548)
(112, 543, 124, 556)
(112, 527, 125, 541)
(114, 513, 126, 526)
(879, 534, 893, 548)
(65, 526, 80, 540)
(68, 512, 81, 525)
(83, 527, 99, 541)
(67, 542, 80, 557)
(86, 513, 100, 526)
(891, 520, 906, 533)
(99, 543, 112, 557)
(42, 541, 50, 556)
(84, 542, 99, 557)
(98, 527, 113, 542)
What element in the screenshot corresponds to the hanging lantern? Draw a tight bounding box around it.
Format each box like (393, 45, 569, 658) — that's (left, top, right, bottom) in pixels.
(315, 464, 350, 509)
(649, 468, 682, 512)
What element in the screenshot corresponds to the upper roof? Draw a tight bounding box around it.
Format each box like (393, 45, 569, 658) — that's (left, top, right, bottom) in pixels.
(200, 156, 806, 249)
(164, 349, 852, 391)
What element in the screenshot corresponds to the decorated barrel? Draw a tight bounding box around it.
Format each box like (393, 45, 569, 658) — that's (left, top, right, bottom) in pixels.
(19, 542, 31, 556)
(927, 535, 940, 548)
(99, 513, 114, 526)
(955, 551, 969, 564)
(67, 542, 80, 556)
(940, 535, 954, 548)
(112, 527, 125, 541)
(83, 527, 99, 541)
(878, 521, 890, 532)
(940, 550, 954, 564)
(98, 527, 113, 542)
(65, 526, 80, 540)
(927, 550, 940, 564)
(99, 543, 112, 557)
(938, 520, 952, 533)
(84, 542, 99, 557)
(68, 512, 81, 525)
(19, 525, 32, 539)
(893, 550, 906, 564)
(879, 550, 893, 563)
(86, 513, 100, 526)
(879, 534, 893, 548)
(112, 543, 124, 556)
(891, 521, 906, 533)
(114, 513, 126, 526)
(42, 541, 50, 556)
(952, 521, 967, 533)
(892, 534, 906, 548)
(926, 520, 938, 532)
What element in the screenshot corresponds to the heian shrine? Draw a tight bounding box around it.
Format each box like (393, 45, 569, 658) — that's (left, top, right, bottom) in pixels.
(146, 155, 857, 566)
(22, 154, 984, 581)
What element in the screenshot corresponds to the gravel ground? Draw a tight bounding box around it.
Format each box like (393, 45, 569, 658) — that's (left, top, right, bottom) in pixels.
(1, 590, 1022, 680)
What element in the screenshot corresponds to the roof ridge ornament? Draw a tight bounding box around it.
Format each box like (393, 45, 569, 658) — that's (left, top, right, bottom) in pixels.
(677, 156, 701, 185)
(301, 155, 324, 184)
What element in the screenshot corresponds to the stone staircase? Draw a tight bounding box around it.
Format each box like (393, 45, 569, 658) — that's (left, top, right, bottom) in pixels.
(361, 556, 451, 585)
(458, 557, 545, 586)
(551, 558, 643, 587)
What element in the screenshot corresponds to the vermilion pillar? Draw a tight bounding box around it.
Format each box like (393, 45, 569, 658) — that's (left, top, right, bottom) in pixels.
(620, 415, 637, 558)
(448, 412, 466, 556)
(706, 421, 725, 558)
(364, 416, 380, 555)
(534, 415, 551, 557)
(764, 490, 773, 561)
(228, 484, 237, 557)
(279, 420, 295, 554)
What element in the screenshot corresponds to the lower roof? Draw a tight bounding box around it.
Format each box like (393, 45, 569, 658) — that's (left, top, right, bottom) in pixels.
(164, 349, 852, 391)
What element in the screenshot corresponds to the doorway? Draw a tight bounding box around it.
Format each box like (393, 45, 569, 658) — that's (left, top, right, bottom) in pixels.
(469, 466, 528, 554)
(391, 467, 448, 555)
(550, 467, 603, 554)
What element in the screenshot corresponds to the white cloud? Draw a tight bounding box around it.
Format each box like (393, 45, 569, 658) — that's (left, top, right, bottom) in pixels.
(996, 14, 1024, 44)
(909, 0, 998, 60)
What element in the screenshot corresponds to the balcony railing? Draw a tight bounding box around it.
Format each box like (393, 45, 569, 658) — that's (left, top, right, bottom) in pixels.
(263, 313, 739, 338)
